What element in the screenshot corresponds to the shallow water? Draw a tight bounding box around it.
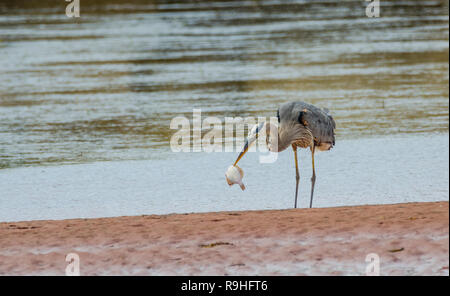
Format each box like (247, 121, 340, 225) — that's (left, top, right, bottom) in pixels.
(0, 1, 448, 221)
(0, 133, 448, 222)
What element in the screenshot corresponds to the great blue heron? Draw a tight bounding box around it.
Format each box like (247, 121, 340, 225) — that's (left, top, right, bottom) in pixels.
(233, 101, 336, 208)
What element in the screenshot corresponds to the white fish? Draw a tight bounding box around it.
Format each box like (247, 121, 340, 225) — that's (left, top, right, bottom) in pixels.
(225, 165, 245, 191)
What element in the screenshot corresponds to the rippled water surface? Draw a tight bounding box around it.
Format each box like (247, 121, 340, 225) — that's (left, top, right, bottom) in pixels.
(0, 0, 448, 168)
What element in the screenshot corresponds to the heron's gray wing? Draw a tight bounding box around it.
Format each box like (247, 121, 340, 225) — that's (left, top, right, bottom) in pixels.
(279, 101, 335, 145)
(301, 105, 335, 145)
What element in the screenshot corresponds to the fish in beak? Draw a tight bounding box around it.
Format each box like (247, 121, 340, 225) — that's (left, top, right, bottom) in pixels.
(225, 165, 245, 190)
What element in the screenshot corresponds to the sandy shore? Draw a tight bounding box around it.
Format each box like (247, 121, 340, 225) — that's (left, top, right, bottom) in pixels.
(0, 201, 448, 275)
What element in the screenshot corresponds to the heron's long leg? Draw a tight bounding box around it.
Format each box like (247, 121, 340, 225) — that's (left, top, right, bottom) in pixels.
(292, 144, 300, 209)
(309, 144, 316, 208)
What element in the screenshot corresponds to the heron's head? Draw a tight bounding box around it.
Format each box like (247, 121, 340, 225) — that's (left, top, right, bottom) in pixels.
(233, 121, 278, 165)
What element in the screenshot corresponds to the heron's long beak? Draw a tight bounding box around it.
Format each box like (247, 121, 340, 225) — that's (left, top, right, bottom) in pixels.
(234, 140, 250, 166)
(233, 122, 264, 166)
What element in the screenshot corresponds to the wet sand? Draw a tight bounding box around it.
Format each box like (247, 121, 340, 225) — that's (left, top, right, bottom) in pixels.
(0, 201, 448, 275)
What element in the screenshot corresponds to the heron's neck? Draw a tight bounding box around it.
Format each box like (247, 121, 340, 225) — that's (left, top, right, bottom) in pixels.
(275, 122, 302, 152)
(267, 124, 294, 152)
(276, 129, 292, 152)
